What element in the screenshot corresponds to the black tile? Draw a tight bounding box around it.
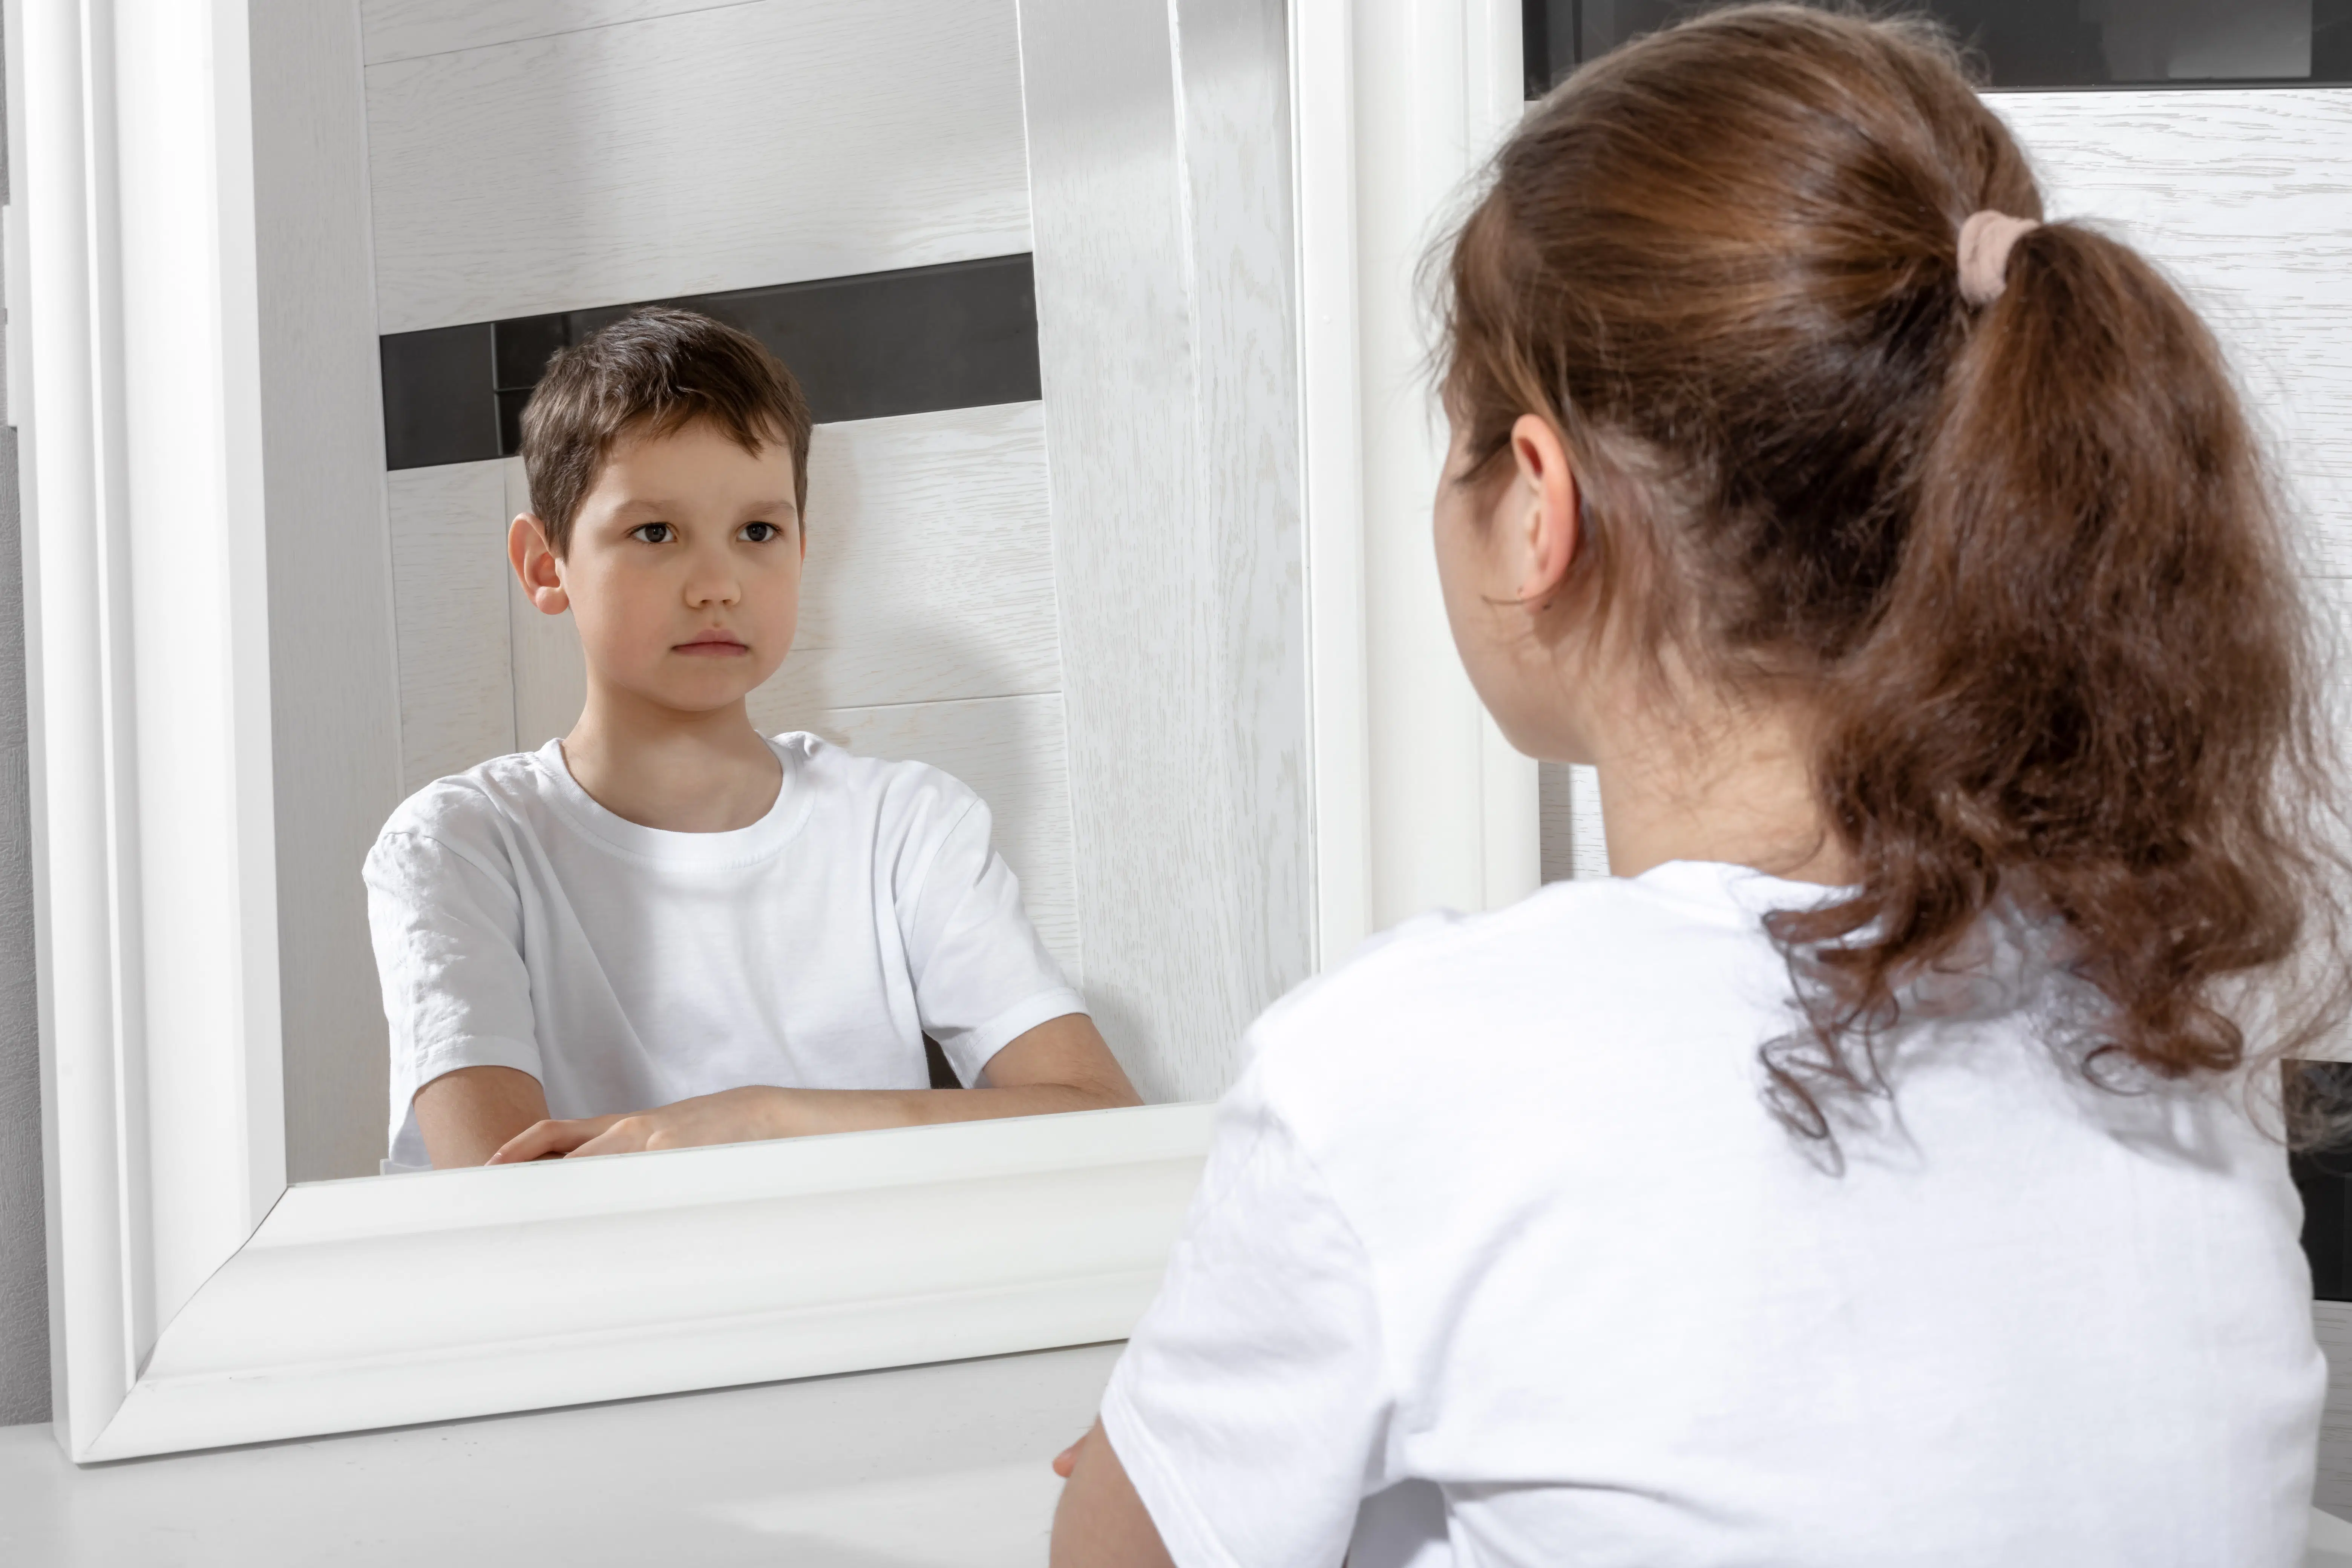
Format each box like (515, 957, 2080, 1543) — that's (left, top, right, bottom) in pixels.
(2293, 1062, 2352, 1301)
(1527, 0, 2352, 92)
(382, 255, 1042, 471)
(496, 388, 535, 458)
(494, 314, 570, 391)
(668, 255, 1041, 425)
(380, 323, 498, 470)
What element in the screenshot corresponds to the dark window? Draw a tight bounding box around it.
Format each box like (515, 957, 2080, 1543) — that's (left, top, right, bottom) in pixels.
(1525, 0, 2352, 96)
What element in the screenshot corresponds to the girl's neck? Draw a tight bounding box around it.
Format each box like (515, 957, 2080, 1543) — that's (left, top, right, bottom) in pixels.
(1589, 693, 1854, 887)
(560, 684, 781, 833)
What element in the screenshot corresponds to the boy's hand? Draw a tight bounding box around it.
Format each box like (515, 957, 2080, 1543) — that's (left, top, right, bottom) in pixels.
(485, 1085, 793, 1163)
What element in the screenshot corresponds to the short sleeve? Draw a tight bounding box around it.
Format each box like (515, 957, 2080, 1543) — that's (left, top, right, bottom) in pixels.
(895, 790, 1086, 1085)
(1100, 1064, 1391, 1568)
(365, 829, 545, 1163)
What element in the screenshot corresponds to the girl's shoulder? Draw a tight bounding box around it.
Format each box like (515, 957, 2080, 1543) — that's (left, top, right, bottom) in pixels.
(1257, 873, 1767, 1063)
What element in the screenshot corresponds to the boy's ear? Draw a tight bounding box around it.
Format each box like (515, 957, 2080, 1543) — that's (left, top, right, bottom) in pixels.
(508, 514, 568, 615)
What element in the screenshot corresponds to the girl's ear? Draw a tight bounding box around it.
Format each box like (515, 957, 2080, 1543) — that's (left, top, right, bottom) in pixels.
(1506, 414, 1580, 606)
(508, 514, 570, 615)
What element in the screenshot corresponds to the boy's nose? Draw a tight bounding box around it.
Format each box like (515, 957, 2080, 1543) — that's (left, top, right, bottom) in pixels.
(683, 569, 740, 606)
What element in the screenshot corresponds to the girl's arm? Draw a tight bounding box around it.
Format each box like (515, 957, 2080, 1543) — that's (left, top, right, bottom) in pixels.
(1049, 1421, 1175, 1568)
(415, 1064, 552, 1167)
(484, 1012, 1140, 1163)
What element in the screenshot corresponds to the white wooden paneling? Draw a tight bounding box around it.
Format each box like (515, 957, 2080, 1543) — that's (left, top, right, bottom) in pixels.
(1989, 90, 2352, 575)
(2317, 1300, 2352, 1516)
(359, 0, 743, 64)
(1018, 0, 1311, 1104)
(362, 0, 1032, 333)
(1537, 761, 1608, 884)
(754, 693, 1082, 985)
(387, 461, 515, 792)
(251, 1, 408, 1187)
(767, 404, 1060, 714)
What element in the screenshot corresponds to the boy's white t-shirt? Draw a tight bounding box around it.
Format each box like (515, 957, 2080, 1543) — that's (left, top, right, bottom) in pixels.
(365, 734, 1085, 1171)
(1102, 860, 2323, 1568)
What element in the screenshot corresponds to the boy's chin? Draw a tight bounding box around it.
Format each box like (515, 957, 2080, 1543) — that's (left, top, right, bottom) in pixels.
(614, 671, 775, 717)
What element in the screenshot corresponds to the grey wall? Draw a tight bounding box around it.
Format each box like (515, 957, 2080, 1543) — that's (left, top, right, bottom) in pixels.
(0, 38, 51, 1424)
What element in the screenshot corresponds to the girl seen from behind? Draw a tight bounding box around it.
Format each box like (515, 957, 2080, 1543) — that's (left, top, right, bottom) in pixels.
(1051, 6, 2347, 1564)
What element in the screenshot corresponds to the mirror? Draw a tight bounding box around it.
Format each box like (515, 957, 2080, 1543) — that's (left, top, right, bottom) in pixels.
(267, 0, 1313, 1182)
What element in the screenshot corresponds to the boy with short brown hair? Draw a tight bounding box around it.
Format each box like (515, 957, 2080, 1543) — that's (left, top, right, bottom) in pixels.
(366, 308, 1135, 1171)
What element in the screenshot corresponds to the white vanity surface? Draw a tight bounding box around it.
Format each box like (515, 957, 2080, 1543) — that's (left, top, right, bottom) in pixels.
(0, 1341, 1122, 1566)
(8, 1338, 2352, 1567)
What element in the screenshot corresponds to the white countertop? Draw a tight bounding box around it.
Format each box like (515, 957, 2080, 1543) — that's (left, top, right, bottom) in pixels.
(10, 1341, 2352, 1567)
(0, 1341, 1122, 1566)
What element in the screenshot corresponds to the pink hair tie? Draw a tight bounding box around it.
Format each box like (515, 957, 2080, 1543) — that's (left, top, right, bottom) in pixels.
(1957, 210, 2040, 307)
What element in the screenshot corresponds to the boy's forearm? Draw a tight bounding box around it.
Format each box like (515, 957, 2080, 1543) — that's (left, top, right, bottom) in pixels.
(763, 1080, 1138, 1139)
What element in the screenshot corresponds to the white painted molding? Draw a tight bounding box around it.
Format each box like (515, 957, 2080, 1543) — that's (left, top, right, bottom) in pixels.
(1293, 0, 1538, 943)
(1291, 0, 1372, 966)
(79, 1105, 1210, 1462)
(15, 0, 290, 1455)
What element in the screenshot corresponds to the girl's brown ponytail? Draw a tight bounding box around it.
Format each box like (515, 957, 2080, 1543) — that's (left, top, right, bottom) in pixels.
(1439, 4, 2349, 1144)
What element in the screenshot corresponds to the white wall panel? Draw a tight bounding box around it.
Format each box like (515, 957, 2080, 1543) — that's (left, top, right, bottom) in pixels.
(1017, 0, 1310, 1104)
(388, 461, 516, 792)
(767, 404, 1060, 715)
(1536, 762, 1607, 884)
(2318, 1301, 2352, 1517)
(252, 1, 410, 1185)
(363, 0, 1032, 333)
(359, 0, 740, 64)
(1990, 90, 2352, 575)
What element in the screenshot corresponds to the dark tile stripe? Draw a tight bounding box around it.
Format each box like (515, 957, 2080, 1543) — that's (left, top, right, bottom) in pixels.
(1525, 0, 2352, 93)
(380, 254, 1042, 471)
(2295, 1063, 2352, 1301)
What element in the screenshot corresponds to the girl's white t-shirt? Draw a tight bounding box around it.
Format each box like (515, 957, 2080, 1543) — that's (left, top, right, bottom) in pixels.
(1102, 860, 2323, 1568)
(365, 734, 1085, 1171)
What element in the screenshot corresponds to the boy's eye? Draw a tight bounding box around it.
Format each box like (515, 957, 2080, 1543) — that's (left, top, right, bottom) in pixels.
(629, 523, 675, 544)
(740, 521, 780, 543)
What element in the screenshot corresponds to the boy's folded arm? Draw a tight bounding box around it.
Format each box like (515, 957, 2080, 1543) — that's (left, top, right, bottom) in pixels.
(414, 1064, 552, 1168)
(500, 1013, 1144, 1162)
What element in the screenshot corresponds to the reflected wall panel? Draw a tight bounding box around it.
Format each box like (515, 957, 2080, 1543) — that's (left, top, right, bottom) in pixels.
(253, 0, 408, 1185)
(1018, 0, 1310, 1104)
(358, 0, 716, 63)
(363, 0, 1033, 333)
(386, 461, 516, 794)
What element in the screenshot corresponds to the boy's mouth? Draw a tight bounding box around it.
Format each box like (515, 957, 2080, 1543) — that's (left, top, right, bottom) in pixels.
(674, 631, 749, 658)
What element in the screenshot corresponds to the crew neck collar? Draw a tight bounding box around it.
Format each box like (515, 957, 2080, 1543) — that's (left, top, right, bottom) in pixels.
(531, 734, 812, 868)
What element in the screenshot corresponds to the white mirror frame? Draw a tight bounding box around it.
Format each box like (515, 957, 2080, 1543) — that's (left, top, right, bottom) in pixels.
(17, 0, 1529, 1461)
